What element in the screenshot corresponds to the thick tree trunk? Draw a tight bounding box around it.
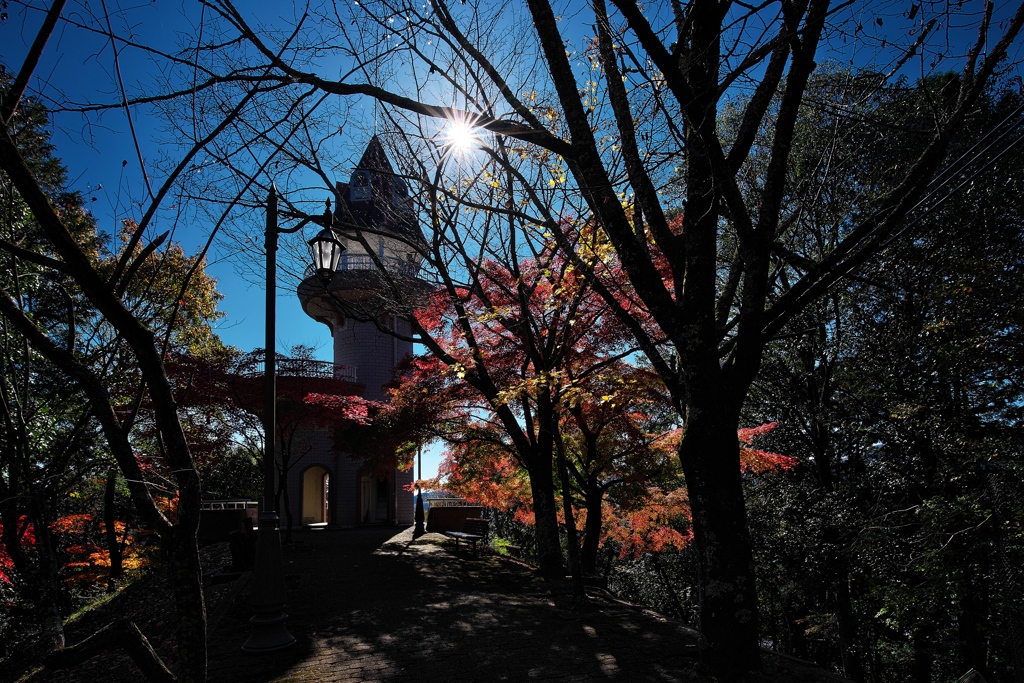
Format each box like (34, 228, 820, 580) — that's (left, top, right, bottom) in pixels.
(911, 623, 932, 683)
(834, 575, 864, 681)
(957, 565, 994, 682)
(673, 0, 762, 670)
(162, 525, 206, 683)
(527, 459, 563, 578)
(30, 496, 65, 651)
(678, 409, 760, 674)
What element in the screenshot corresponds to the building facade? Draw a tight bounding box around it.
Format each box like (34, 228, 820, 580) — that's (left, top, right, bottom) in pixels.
(287, 137, 425, 529)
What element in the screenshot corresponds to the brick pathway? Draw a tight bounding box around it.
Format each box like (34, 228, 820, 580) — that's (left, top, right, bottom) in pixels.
(206, 527, 706, 682)
(206, 527, 849, 683)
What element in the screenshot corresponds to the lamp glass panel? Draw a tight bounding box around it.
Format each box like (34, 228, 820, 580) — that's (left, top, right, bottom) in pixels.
(308, 229, 344, 276)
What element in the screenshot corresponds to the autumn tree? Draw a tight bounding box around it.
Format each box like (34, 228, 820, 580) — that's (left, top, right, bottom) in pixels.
(40, 0, 1020, 672)
(205, 0, 1015, 666)
(400, 219, 638, 578)
(0, 11, 263, 678)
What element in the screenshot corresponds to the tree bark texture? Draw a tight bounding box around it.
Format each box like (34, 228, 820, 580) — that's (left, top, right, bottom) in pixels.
(527, 458, 564, 578)
(163, 524, 206, 683)
(105, 469, 125, 584)
(678, 407, 760, 673)
(555, 434, 586, 600)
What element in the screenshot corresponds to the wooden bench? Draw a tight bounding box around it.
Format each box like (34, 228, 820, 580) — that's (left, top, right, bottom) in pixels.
(444, 518, 489, 557)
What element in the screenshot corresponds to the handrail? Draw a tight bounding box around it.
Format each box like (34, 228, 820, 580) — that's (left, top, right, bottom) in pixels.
(303, 253, 421, 279)
(235, 353, 357, 382)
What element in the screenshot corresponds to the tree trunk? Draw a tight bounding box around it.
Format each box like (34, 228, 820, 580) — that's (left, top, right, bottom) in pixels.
(105, 469, 124, 586)
(958, 565, 994, 682)
(162, 524, 206, 683)
(834, 575, 865, 681)
(673, 0, 762, 669)
(527, 458, 563, 578)
(30, 496, 65, 651)
(911, 622, 932, 683)
(678, 409, 760, 674)
(554, 434, 586, 602)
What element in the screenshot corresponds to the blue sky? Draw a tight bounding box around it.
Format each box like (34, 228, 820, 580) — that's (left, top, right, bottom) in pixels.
(2, 2, 342, 358)
(1, 0, 451, 477)
(3, 0, 1022, 481)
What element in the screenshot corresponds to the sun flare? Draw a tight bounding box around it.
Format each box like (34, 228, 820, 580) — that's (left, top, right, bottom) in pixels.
(445, 120, 479, 151)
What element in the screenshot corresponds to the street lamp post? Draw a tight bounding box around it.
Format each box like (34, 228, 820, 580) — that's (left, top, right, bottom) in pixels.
(243, 186, 344, 653)
(414, 442, 425, 536)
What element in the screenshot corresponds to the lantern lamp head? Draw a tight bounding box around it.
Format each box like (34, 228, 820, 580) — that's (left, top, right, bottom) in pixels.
(308, 226, 345, 284)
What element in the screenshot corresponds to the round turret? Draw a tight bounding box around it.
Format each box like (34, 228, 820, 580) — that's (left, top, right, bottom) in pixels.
(297, 136, 428, 402)
(289, 136, 426, 530)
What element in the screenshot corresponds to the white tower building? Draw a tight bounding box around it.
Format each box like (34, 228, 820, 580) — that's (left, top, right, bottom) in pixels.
(291, 137, 425, 528)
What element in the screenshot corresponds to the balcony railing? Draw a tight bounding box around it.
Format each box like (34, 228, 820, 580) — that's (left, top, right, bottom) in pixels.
(424, 497, 473, 508)
(235, 353, 357, 382)
(304, 253, 421, 279)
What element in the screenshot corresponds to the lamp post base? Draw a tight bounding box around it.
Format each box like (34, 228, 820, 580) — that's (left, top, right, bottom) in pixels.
(242, 611, 295, 653)
(243, 512, 296, 653)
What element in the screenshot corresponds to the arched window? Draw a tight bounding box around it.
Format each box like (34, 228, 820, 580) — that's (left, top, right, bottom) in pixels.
(350, 170, 371, 202)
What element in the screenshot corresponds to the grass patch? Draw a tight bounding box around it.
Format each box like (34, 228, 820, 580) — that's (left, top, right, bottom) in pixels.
(63, 582, 127, 626)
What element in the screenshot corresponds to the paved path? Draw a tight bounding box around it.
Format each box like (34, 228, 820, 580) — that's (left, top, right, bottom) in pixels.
(207, 527, 707, 682)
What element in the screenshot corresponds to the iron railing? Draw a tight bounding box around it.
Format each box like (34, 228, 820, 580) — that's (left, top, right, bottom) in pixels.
(424, 497, 473, 508)
(304, 253, 421, 279)
(235, 353, 357, 382)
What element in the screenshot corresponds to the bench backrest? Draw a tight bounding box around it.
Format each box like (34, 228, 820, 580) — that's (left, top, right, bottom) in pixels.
(462, 518, 489, 536)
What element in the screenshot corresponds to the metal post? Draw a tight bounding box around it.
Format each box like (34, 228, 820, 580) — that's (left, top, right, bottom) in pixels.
(243, 185, 296, 653)
(414, 442, 425, 536)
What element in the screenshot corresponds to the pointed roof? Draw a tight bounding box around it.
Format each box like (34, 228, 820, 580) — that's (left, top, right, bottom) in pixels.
(336, 136, 426, 248)
(355, 135, 393, 173)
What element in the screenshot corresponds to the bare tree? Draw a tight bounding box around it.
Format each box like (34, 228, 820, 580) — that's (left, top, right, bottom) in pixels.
(0, 2, 328, 680)
(173, 0, 1024, 673)
(7, 0, 1023, 676)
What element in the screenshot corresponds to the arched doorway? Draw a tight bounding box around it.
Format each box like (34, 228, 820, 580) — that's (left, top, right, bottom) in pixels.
(301, 465, 330, 525)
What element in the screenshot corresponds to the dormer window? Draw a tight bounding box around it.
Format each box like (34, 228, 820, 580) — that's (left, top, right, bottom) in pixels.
(350, 170, 371, 202)
(392, 177, 409, 207)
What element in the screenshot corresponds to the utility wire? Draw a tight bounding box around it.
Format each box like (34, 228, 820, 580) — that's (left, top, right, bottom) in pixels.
(760, 104, 1024, 338)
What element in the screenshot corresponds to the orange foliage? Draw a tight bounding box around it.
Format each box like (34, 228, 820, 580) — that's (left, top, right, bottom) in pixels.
(440, 421, 795, 559)
(439, 435, 535, 524)
(738, 422, 798, 472)
(0, 516, 35, 583)
(602, 487, 693, 559)
(50, 513, 94, 534)
(56, 516, 154, 586)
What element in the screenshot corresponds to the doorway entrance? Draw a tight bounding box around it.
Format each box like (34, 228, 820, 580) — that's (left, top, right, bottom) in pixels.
(301, 465, 330, 525)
